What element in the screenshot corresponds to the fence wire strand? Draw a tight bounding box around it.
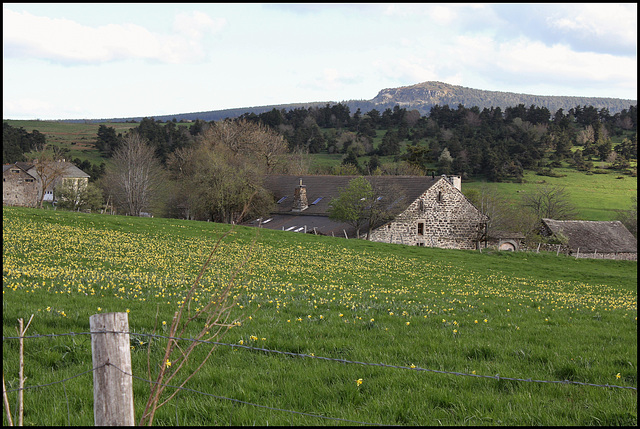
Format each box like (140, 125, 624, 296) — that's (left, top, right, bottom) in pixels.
(3, 330, 636, 391)
(106, 362, 383, 426)
(3, 363, 106, 393)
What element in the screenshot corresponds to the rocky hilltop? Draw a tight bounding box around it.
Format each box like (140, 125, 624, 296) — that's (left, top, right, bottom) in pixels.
(367, 81, 636, 115)
(73, 81, 636, 123)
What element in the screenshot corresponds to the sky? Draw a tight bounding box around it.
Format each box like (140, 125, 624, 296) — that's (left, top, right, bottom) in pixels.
(3, 3, 637, 120)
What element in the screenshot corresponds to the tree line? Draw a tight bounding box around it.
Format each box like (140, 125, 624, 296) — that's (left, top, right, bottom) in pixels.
(3, 101, 637, 235)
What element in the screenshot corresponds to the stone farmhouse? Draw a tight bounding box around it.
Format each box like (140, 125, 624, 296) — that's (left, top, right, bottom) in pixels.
(3, 161, 90, 207)
(540, 218, 637, 260)
(247, 175, 489, 250)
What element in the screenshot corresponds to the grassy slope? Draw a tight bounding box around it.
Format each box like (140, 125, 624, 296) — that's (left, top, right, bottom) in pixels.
(2, 207, 637, 425)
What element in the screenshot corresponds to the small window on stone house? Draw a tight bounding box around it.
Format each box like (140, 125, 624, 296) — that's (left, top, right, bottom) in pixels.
(419, 200, 424, 211)
(437, 191, 443, 202)
(417, 222, 424, 236)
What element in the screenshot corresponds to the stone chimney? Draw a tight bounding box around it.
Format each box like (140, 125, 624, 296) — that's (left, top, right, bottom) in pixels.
(292, 178, 308, 212)
(449, 175, 461, 191)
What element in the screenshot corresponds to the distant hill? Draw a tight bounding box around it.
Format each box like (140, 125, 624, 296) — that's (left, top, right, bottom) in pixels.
(71, 81, 637, 123)
(366, 81, 637, 116)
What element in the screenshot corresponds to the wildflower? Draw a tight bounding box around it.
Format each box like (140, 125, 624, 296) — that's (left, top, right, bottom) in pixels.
(474, 320, 478, 324)
(472, 370, 476, 375)
(410, 364, 416, 369)
(484, 319, 488, 323)
(406, 322, 410, 326)
(165, 359, 172, 368)
(126, 309, 130, 313)
(238, 340, 243, 345)
(97, 307, 102, 312)
(356, 378, 363, 386)
(370, 318, 375, 322)
(453, 329, 458, 334)
(162, 321, 167, 325)
(616, 373, 621, 379)
(339, 313, 343, 317)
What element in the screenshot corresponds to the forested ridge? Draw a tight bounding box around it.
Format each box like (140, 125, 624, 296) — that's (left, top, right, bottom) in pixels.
(3, 101, 637, 230)
(5, 102, 638, 181)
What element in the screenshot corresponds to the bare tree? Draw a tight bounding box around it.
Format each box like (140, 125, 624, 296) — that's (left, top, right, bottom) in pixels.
(196, 119, 288, 173)
(465, 184, 539, 239)
(520, 184, 577, 220)
(104, 133, 165, 216)
(25, 144, 68, 208)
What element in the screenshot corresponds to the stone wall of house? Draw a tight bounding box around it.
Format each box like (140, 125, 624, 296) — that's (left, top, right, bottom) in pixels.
(3, 168, 38, 207)
(369, 179, 486, 249)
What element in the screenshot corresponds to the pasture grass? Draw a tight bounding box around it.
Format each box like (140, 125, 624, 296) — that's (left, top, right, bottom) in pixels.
(463, 167, 637, 221)
(2, 202, 637, 425)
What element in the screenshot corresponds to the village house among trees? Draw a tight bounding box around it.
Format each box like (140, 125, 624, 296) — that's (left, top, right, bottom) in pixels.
(3, 98, 636, 257)
(3, 161, 90, 208)
(247, 174, 489, 250)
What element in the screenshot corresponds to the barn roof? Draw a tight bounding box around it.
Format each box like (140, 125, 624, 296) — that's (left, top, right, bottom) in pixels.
(13, 161, 90, 179)
(262, 175, 444, 216)
(245, 214, 360, 238)
(541, 219, 637, 253)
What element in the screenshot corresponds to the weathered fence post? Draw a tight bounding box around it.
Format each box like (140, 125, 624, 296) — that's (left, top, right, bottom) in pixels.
(90, 312, 135, 426)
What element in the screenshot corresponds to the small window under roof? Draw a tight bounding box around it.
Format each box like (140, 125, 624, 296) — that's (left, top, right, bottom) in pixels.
(311, 197, 323, 205)
(277, 196, 288, 204)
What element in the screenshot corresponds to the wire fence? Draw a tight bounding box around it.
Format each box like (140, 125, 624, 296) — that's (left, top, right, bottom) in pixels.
(3, 330, 637, 425)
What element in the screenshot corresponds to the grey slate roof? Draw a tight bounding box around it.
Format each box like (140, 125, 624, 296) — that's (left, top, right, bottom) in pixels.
(262, 175, 443, 216)
(252, 175, 456, 238)
(14, 161, 90, 179)
(245, 214, 361, 237)
(542, 218, 637, 253)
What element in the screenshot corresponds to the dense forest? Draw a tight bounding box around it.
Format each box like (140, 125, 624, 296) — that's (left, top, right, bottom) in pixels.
(4, 102, 638, 184)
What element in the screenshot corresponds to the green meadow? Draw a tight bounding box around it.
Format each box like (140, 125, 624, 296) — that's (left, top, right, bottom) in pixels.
(463, 167, 637, 221)
(2, 207, 637, 425)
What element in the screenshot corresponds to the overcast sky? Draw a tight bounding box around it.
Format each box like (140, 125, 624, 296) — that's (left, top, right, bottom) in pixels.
(3, 3, 637, 120)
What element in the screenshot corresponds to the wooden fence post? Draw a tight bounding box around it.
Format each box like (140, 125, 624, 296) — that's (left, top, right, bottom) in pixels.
(90, 312, 135, 426)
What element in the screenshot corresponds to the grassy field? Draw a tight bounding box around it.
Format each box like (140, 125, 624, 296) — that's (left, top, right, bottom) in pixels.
(463, 167, 637, 221)
(2, 207, 637, 425)
(4, 120, 140, 164)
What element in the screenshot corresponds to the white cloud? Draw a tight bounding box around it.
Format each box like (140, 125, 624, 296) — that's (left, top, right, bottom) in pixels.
(495, 39, 636, 85)
(173, 11, 226, 40)
(546, 4, 636, 48)
(2, 8, 224, 65)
